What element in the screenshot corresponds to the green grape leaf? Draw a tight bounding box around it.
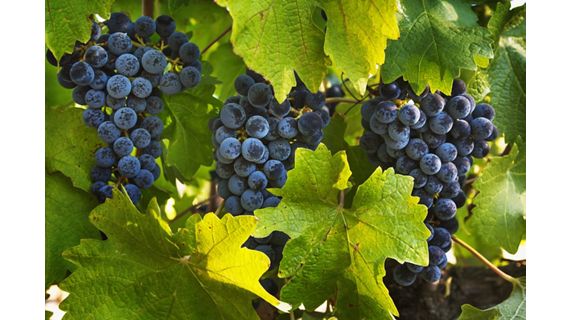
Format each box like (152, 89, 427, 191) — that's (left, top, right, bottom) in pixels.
(382, 0, 494, 95)
(467, 144, 525, 254)
(45, 0, 114, 59)
(208, 42, 247, 100)
(217, 0, 399, 101)
(453, 206, 502, 265)
(163, 75, 222, 182)
(320, 0, 399, 94)
(488, 4, 526, 144)
(46, 106, 104, 192)
(460, 277, 526, 320)
(60, 191, 284, 319)
(45, 61, 72, 107)
(255, 145, 429, 318)
(46, 173, 99, 287)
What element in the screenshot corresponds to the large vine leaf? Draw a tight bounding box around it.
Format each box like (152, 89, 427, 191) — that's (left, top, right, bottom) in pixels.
(60, 191, 282, 319)
(254, 144, 430, 319)
(217, 0, 399, 101)
(382, 0, 494, 95)
(467, 144, 525, 254)
(46, 106, 104, 192)
(488, 3, 526, 144)
(208, 42, 247, 100)
(46, 173, 99, 287)
(45, 0, 114, 59)
(163, 74, 222, 182)
(460, 277, 526, 320)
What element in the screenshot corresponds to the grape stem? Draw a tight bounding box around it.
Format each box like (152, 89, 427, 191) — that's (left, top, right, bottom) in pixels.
(201, 26, 232, 55)
(215, 200, 226, 217)
(324, 97, 361, 105)
(289, 312, 295, 320)
(142, 0, 154, 18)
(170, 198, 213, 223)
(452, 235, 517, 284)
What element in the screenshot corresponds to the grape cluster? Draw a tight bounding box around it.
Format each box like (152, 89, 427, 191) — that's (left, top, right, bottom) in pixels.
(359, 79, 498, 285)
(210, 71, 331, 272)
(48, 13, 202, 203)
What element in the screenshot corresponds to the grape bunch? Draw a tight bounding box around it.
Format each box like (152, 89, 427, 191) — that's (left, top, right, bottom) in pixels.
(210, 71, 331, 273)
(47, 13, 202, 204)
(359, 79, 498, 285)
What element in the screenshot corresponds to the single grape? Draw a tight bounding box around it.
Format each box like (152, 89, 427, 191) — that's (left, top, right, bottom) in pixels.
(159, 72, 182, 95)
(360, 131, 382, 154)
(420, 153, 442, 175)
(215, 126, 237, 144)
(263, 160, 285, 180)
(248, 83, 272, 108)
(234, 74, 255, 96)
(97, 121, 121, 143)
(95, 147, 116, 168)
(452, 191, 466, 208)
(398, 104, 421, 126)
(240, 189, 264, 212)
(360, 100, 380, 122)
(411, 110, 427, 129)
(179, 66, 201, 88)
(426, 223, 435, 241)
(106, 95, 126, 110)
(268, 139, 291, 161)
(145, 96, 164, 114)
(439, 217, 459, 235)
(472, 140, 490, 158)
(454, 138, 475, 156)
(395, 156, 417, 175)
(220, 103, 247, 129)
(437, 162, 458, 183)
(116, 54, 140, 77)
(316, 107, 331, 126)
(470, 117, 494, 140)
(134, 16, 156, 37)
(245, 115, 270, 139)
(97, 185, 113, 201)
(90, 166, 112, 182)
(138, 154, 156, 171)
(217, 180, 231, 199)
(114, 107, 138, 130)
(215, 162, 233, 179)
(57, 69, 76, 89)
(69, 61, 95, 86)
(376, 144, 394, 163)
(430, 227, 451, 248)
(429, 112, 454, 135)
(384, 134, 409, 150)
(420, 93, 445, 116)
(179, 42, 200, 64)
(141, 140, 162, 158)
(422, 132, 446, 149)
(298, 112, 324, 136)
(486, 126, 499, 141)
(409, 168, 428, 188)
(167, 32, 189, 55)
(155, 15, 176, 38)
(113, 137, 134, 157)
(405, 263, 424, 274)
(270, 99, 291, 118)
(445, 95, 471, 119)
(124, 184, 142, 203)
(433, 198, 457, 221)
(277, 117, 298, 139)
(429, 245, 446, 266)
(106, 75, 132, 99)
(141, 49, 167, 74)
(269, 170, 287, 188)
(233, 157, 256, 178)
(393, 264, 417, 286)
(219, 137, 242, 160)
(263, 196, 281, 208)
(248, 171, 268, 190)
(405, 138, 428, 160)
(130, 128, 151, 148)
(107, 32, 132, 55)
(134, 169, 155, 189)
(82, 109, 106, 128)
(472, 103, 495, 120)
(388, 121, 411, 142)
(118, 156, 141, 178)
(225, 195, 244, 215)
(413, 188, 434, 208)
(372, 101, 398, 124)
(381, 82, 401, 100)
(85, 89, 105, 108)
(131, 77, 152, 98)
(241, 138, 265, 162)
(126, 95, 146, 112)
(228, 174, 247, 196)
(90, 70, 108, 90)
(140, 116, 164, 138)
(84, 45, 108, 68)
(425, 176, 444, 195)
(435, 143, 458, 162)
(421, 266, 442, 283)
(105, 13, 131, 33)
(440, 181, 461, 199)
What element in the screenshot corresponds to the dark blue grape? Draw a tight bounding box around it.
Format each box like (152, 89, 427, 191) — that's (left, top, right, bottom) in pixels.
(85, 89, 105, 108)
(405, 263, 424, 274)
(409, 168, 428, 188)
(248, 171, 268, 190)
(83, 109, 106, 128)
(420, 93, 445, 116)
(426, 223, 434, 241)
(405, 138, 428, 160)
(429, 245, 446, 266)
(384, 135, 408, 150)
(421, 266, 442, 283)
(139, 154, 156, 171)
(141, 50, 167, 74)
(124, 184, 141, 203)
(134, 169, 155, 189)
(470, 117, 494, 140)
(452, 191, 466, 208)
(360, 131, 382, 154)
(234, 74, 255, 96)
(215, 126, 236, 144)
(376, 144, 394, 163)
(395, 156, 417, 175)
(114, 107, 138, 130)
(134, 16, 156, 37)
(156, 15, 176, 38)
(429, 112, 453, 135)
(95, 147, 116, 168)
(219, 137, 242, 160)
(268, 139, 291, 161)
(167, 32, 189, 55)
(105, 13, 131, 33)
(420, 153, 441, 175)
(270, 99, 291, 118)
(220, 103, 247, 129)
(413, 189, 433, 208)
(118, 156, 141, 178)
(433, 198, 457, 221)
(225, 195, 244, 215)
(217, 180, 231, 199)
(277, 117, 298, 139)
(145, 96, 164, 114)
(241, 189, 264, 211)
(398, 104, 421, 126)
(233, 158, 256, 178)
(90, 70, 108, 90)
(90, 166, 112, 182)
(179, 42, 200, 64)
(248, 83, 273, 108)
(158, 72, 182, 95)
(486, 126, 499, 141)
(445, 95, 471, 119)
(241, 138, 265, 162)
(228, 174, 247, 196)
(106, 95, 126, 110)
(97, 121, 121, 143)
(263, 196, 281, 208)
(437, 162, 458, 183)
(69, 61, 95, 86)
(435, 143, 458, 162)
(130, 128, 151, 148)
(472, 103, 495, 120)
(98, 185, 113, 201)
(422, 132, 446, 149)
(141, 116, 163, 138)
(440, 181, 461, 198)
(425, 176, 444, 195)
(411, 110, 427, 130)
(179, 66, 201, 88)
(455, 138, 475, 156)
(430, 227, 451, 248)
(113, 137, 134, 157)
(372, 101, 398, 124)
(108, 32, 132, 55)
(131, 77, 152, 98)
(388, 121, 410, 142)
(142, 140, 162, 158)
(84, 46, 108, 68)
(472, 140, 490, 158)
(393, 264, 417, 286)
(106, 75, 132, 99)
(126, 96, 146, 112)
(116, 54, 140, 77)
(245, 115, 270, 139)
(263, 160, 285, 180)
(381, 82, 401, 100)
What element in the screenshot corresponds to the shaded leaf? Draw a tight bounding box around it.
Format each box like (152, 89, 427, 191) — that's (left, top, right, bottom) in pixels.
(460, 277, 526, 320)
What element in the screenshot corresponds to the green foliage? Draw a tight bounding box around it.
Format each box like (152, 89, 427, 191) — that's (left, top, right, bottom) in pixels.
(255, 145, 429, 318)
(217, 0, 399, 101)
(207, 43, 246, 100)
(468, 144, 526, 254)
(46, 173, 100, 286)
(382, 0, 493, 94)
(163, 74, 222, 182)
(60, 191, 282, 319)
(45, 61, 71, 107)
(460, 277, 526, 320)
(45, 0, 114, 58)
(46, 106, 103, 192)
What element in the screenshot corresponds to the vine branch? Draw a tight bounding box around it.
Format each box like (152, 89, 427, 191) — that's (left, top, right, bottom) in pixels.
(142, 0, 154, 18)
(201, 26, 232, 55)
(452, 235, 517, 284)
(324, 97, 361, 105)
